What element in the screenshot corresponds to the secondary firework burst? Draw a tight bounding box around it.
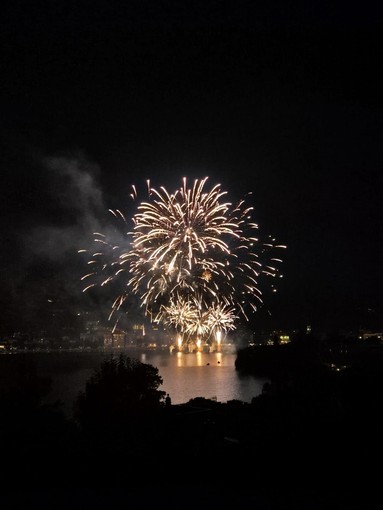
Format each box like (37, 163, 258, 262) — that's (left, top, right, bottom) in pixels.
(79, 177, 286, 342)
(155, 295, 237, 343)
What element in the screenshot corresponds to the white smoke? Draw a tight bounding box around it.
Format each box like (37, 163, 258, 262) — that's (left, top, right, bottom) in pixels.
(25, 154, 106, 260)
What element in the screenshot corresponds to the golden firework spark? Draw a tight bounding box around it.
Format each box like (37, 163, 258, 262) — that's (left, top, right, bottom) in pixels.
(79, 177, 286, 342)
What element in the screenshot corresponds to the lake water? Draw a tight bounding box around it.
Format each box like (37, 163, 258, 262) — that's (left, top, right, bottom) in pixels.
(0, 349, 268, 417)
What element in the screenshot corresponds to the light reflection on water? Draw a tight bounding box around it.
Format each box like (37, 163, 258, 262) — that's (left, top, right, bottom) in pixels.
(139, 350, 267, 406)
(0, 350, 268, 417)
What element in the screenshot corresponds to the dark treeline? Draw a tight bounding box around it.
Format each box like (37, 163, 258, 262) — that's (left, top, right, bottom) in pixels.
(1, 343, 383, 509)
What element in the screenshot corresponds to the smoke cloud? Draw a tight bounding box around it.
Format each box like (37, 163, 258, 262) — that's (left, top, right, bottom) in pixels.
(1, 152, 122, 333)
(25, 155, 106, 260)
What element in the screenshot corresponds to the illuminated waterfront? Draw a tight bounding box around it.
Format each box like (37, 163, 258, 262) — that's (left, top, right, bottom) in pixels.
(0, 349, 268, 417)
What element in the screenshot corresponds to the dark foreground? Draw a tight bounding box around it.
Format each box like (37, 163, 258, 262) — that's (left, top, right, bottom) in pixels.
(1, 345, 383, 509)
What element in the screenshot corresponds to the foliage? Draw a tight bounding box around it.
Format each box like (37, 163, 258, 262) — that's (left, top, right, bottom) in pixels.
(74, 353, 166, 430)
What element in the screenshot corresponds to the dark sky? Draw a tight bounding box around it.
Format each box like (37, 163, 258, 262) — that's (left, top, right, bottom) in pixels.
(1, 0, 382, 335)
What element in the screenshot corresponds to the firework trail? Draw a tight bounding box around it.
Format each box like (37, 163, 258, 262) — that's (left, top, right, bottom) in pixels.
(79, 177, 286, 341)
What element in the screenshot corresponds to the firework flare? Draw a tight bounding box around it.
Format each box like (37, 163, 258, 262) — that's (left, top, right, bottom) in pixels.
(79, 177, 286, 341)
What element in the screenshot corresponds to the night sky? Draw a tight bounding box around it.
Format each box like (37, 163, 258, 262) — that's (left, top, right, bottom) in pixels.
(1, 1, 382, 336)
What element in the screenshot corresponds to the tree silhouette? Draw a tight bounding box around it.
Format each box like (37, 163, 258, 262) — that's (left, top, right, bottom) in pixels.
(74, 353, 166, 431)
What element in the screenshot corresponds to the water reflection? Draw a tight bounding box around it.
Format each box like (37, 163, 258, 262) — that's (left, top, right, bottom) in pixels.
(145, 350, 268, 405)
(0, 350, 268, 416)
(174, 351, 226, 368)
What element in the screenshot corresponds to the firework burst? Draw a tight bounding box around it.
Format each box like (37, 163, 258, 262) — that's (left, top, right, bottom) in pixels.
(79, 177, 286, 340)
(155, 295, 237, 343)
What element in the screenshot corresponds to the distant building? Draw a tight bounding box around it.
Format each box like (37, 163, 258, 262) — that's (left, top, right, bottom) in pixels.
(358, 330, 382, 341)
(269, 330, 291, 345)
(103, 328, 127, 348)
